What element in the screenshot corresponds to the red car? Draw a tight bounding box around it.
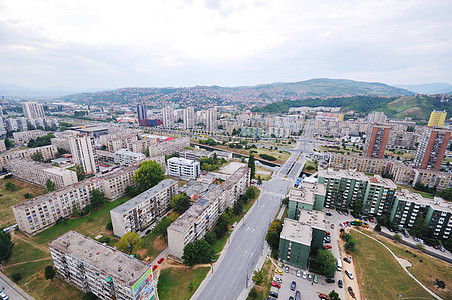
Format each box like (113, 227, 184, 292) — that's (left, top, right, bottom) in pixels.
(325, 245, 332, 249)
(319, 294, 330, 300)
(152, 265, 158, 271)
(331, 224, 335, 229)
(325, 232, 331, 236)
(158, 257, 165, 264)
(271, 282, 281, 288)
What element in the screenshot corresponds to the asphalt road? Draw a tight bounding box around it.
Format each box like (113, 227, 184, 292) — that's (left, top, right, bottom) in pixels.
(0, 272, 33, 300)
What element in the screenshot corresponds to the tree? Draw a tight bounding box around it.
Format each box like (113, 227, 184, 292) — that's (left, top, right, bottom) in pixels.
(30, 151, 44, 162)
(170, 193, 191, 214)
(124, 186, 138, 197)
(317, 249, 337, 278)
(329, 290, 341, 300)
(352, 198, 363, 214)
(247, 287, 258, 299)
(89, 189, 105, 209)
(4, 138, 14, 150)
(106, 220, 113, 231)
(133, 160, 164, 192)
(215, 213, 229, 238)
(0, 231, 14, 263)
(44, 265, 56, 281)
(153, 218, 172, 242)
(248, 154, 255, 179)
(440, 188, 452, 202)
(23, 193, 32, 199)
(74, 164, 85, 181)
(204, 231, 216, 245)
(345, 239, 356, 253)
(5, 182, 16, 191)
(46, 179, 56, 192)
(374, 224, 381, 232)
(82, 292, 98, 300)
(393, 234, 402, 243)
(416, 243, 425, 251)
(266, 219, 283, 250)
(145, 147, 150, 157)
(233, 200, 243, 215)
(252, 268, 265, 285)
(257, 176, 262, 185)
(182, 239, 214, 267)
(244, 187, 257, 200)
(116, 232, 143, 255)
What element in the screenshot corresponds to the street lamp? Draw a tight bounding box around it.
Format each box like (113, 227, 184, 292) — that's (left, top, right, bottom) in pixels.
(24, 283, 29, 292)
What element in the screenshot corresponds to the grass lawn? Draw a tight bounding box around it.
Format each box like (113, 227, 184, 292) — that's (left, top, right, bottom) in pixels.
(302, 160, 318, 174)
(3, 236, 82, 300)
(350, 230, 434, 299)
(0, 177, 46, 228)
(140, 230, 168, 261)
(31, 195, 131, 245)
(255, 165, 273, 181)
(252, 258, 275, 299)
(397, 184, 435, 199)
(359, 229, 452, 300)
(157, 267, 210, 300)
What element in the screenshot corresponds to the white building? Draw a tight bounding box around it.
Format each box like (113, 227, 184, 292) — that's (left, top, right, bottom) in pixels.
(114, 149, 145, 166)
(70, 135, 100, 174)
(49, 231, 155, 300)
(167, 157, 200, 179)
(206, 107, 217, 133)
(22, 102, 45, 120)
(183, 107, 195, 129)
(13, 130, 47, 145)
(162, 107, 175, 128)
(110, 179, 177, 237)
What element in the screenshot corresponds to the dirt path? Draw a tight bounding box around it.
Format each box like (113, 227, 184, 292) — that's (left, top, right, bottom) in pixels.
(12, 232, 50, 253)
(6, 257, 53, 267)
(338, 231, 362, 300)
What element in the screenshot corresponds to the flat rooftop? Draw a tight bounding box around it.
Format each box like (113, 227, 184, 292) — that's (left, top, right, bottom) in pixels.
(289, 182, 326, 205)
(177, 179, 217, 199)
(280, 218, 312, 246)
(48, 231, 150, 286)
(319, 168, 396, 188)
(168, 201, 209, 234)
(221, 166, 249, 190)
(167, 157, 198, 165)
(111, 179, 177, 215)
(298, 210, 327, 231)
(396, 189, 452, 212)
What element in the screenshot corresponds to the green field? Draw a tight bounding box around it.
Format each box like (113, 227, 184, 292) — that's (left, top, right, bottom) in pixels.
(157, 267, 210, 300)
(0, 177, 46, 228)
(350, 230, 435, 299)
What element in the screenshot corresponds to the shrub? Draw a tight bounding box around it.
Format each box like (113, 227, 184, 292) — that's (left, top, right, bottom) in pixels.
(23, 193, 33, 199)
(12, 272, 22, 282)
(97, 236, 111, 244)
(259, 154, 277, 161)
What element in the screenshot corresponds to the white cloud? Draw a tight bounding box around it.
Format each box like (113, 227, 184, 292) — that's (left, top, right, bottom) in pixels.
(0, 0, 451, 89)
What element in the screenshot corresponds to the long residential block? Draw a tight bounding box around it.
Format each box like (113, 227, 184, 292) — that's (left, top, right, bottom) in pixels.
(0, 145, 59, 168)
(7, 158, 78, 189)
(49, 231, 155, 300)
(110, 179, 177, 237)
(329, 153, 389, 175)
(13, 130, 47, 145)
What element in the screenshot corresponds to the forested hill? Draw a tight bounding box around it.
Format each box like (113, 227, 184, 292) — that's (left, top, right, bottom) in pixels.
(251, 95, 452, 121)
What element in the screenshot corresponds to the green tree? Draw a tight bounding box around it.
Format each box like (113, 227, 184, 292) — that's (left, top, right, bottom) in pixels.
(204, 231, 216, 245)
(440, 188, 452, 201)
(4, 138, 14, 150)
(46, 178, 56, 192)
(182, 239, 214, 267)
(153, 218, 172, 242)
(266, 219, 283, 250)
(329, 290, 341, 300)
(247, 287, 258, 300)
(345, 239, 356, 253)
(30, 151, 44, 162)
(74, 164, 85, 181)
(215, 213, 229, 238)
(374, 224, 381, 232)
(182, 242, 197, 267)
(133, 160, 164, 192)
(89, 189, 105, 209)
(233, 200, 243, 215)
(72, 202, 83, 217)
(145, 147, 150, 157)
(393, 234, 402, 243)
(82, 292, 98, 300)
(0, 231, 14, 263)
(248, 154, 255, 179)
(244, 187, 257, 200)
(44, 265, 56, 281)
(170, 193, 191, 214)
(252, 268, 265, 285)
(23, 193, 32, 199)
(124, 185, 138, 197)
(317, 249, 337, 278)
(116, 232, 143, 255)
(106, 220, 113, 231)
(352, 198, 363, 214)
(5, 182, 16, 191)
(257, 175, 262, 185)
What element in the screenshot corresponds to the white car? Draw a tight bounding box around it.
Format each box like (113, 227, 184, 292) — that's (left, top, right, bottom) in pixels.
(0, 291, 9, 300)
(273, 277, 283, 283)
(302, 271, 307, 279)
(296, 270, 301, 277)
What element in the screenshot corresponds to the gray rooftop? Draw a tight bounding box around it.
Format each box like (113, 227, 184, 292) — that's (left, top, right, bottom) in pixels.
(221, 166, 249, 190)
(289, 182, 325, 205)
(48, 231, 151, 286)
(177, 179, 217, 199)
(279, 218, 312, 246)
(168, 201, 210, 234)
(111, 179, 177, 215)
(298, 210, 327, 231)
(396, 189, 452, 212)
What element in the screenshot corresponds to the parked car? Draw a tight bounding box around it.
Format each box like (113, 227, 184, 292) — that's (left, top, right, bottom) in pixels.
(343, 257, 351, 264)
(285, 265, 290, 273)
(302, 271, 307, 279)
(0, 291, 9, 300)
(152, 265, 158, 271)
(296, 270, 301, 277)
(313, 274, 318, 283)
(273, 277, 282, 283)
(291, 281, 296, 291)
(326, 278, 335, 283)
(325, 245, 332, 249)
(331, 224, 335, 229)
(295, 291, 301, 300)
(345, 270, 354, 280)
(319, 294, 330, 300)
(269, 291, 278, 298)
(158, 257, 165, 264)
(338, 279, 343, 288)
(275, 268, 283, 275)
(308, 273, 313, 281)
(271, 281, 281, 288)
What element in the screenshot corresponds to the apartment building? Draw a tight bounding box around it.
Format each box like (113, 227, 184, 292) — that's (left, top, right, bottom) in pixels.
(110, 179, 177, 237)
(49, 231, 155, 300)
(0, 145, 59, 168)
(167, 186, 226, 259)
(167, 157, 200, 179)
(388, 162, 415, 185)
(167, 167, 250, 259)
(183, 107, 195, 129)
(97, 150, 115, 164)
(13, 130, 47, 145)
(12, 178, 104, 235)
(0, 139, 6, 152)
(414, 127, 451, 171)
(329, 153, 389, 175)
(363, 124, 391, 159)
(318, 169, 397, 216)
(114, 149, 145, 166)
(7, 159, 78, 189)
(70, 135, 100, 174)
(267, 127, 291, 138)
(162, 107, 175, 128)
(390, 190, 452, 239)
(177, 179, 217, 204)
(279, 210, 327, 269)
(367, 111, 387, 124)
(148, 137, 190, 157)
(428, 110, 447, 127)
(99, 165, 139, 201)
(287, 182, 326, 219)
(178, 149, 212, 161)
(22, 102, 45, 120)
(387, 131, 417, 149)
(137, 103, 147, 122)
(413, 169, 452, 191)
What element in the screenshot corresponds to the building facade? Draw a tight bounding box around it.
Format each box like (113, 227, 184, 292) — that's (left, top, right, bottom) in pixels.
(13, 130, 47, 145)
(167, 157, 200, 179)
(70, 135, 100, 174)
(0, 145, 59, 168)
(22, 102, 45, 120)
(363, 124, 391, 159)
(329, 153, 389, 175)
(114, 149, 145, 166)
(413, 127, 451, 171)
(428, 110, 447, 127)
(49, 231, 155, 300)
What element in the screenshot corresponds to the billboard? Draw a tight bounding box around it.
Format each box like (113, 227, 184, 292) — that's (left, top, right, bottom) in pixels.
(132, 268, 155, 300)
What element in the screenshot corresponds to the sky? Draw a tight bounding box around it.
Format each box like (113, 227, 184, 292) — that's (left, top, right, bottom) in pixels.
(0, 0, 451, 91)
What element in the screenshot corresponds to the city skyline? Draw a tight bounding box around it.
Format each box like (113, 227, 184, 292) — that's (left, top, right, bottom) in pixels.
(1, 0, 451, 90)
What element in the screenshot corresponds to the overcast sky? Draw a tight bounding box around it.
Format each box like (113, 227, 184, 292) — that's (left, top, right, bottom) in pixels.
(1, 0, 451, 90)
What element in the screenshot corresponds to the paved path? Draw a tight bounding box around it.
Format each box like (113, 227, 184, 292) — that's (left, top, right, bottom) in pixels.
(351, 229, 442, 300)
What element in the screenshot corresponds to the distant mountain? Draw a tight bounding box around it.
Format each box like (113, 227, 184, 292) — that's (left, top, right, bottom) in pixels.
(0, 84, 102, 97)
(58, 78, 413, 106)
(395, 82, 452, 95)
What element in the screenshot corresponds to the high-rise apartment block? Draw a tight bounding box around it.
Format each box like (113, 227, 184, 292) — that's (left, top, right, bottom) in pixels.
(49, 231, 155, 300)
(427, 110, 447, 127)
(114, 149, 145, 166)
(137, 103, 147, 122)
(110, 179, 177, 237)
(367, 111, 387, 124)
(162, 107, 175, 128)
(183, 107, 195, 129)
(22, 102, 45, 120)
(414, 127, 451, 171)
(363, 124, 391, 158)
(206, 107, 217, 133)
(70, 135, 100, 174)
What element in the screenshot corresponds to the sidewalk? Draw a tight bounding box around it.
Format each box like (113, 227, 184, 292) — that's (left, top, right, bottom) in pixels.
(0, 272, 34, 300)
